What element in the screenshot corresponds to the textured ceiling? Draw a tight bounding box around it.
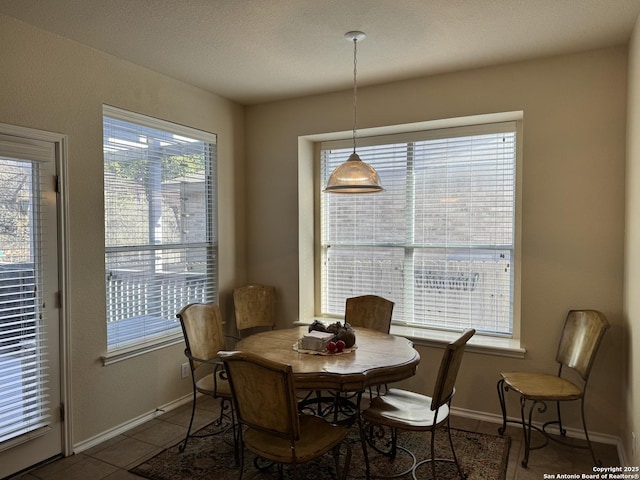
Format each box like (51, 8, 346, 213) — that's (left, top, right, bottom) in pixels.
(1, 0, 640, 105)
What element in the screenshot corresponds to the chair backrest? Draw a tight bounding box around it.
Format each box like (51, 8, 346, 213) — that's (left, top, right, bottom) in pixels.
(556, 309, 609, 380)
(430, 328, 475, 411)
(233, 284, 277, 335)
(177, 303, 225, 369)
(219, 351, 300, 441)
(344, 295, 394, 333)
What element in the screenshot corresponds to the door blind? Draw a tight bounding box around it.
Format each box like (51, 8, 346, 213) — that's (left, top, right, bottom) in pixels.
(0, 138, 52, 446)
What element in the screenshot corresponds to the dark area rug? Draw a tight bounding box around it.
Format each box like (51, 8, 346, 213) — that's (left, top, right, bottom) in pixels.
(131, 423, 510, 480)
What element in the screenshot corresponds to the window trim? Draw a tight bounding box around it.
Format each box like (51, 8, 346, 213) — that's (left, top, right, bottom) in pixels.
(298, 111, 524, 355)
(102, 332, 184, 366)
(101, 105, 218, 364)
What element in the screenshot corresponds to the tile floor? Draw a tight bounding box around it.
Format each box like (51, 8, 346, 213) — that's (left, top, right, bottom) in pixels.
(8, 396, 621, 480)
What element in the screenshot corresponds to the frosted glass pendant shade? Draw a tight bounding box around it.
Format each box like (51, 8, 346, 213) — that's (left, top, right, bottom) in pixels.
(324, 152, 384, 193)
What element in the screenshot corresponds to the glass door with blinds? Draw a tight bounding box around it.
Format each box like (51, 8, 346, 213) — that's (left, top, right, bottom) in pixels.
(0, 133, 62, 478)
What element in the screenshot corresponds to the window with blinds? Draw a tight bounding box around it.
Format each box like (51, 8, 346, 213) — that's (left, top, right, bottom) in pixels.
(320, 122, 517, 336)
(103, 106, 218, 352)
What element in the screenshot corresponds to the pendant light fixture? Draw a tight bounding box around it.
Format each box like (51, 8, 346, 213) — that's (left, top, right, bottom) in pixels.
(324, 31, 383, 194)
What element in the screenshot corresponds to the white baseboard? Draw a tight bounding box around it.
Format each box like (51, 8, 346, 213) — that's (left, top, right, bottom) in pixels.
(72, 394, 192, 454)
(71, 397, 628, 467)
(450, 406, 626, 466)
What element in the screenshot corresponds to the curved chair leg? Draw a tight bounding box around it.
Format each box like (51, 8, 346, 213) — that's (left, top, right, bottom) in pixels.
(179, 386, 198, 452)
(430, 427, 437, 480)
(412, 428, 466, 480)
(496, 378, 508, 435)
(520, 397, 551, 468)
(332, 440, 352, 480)
(446, 421, 466, 479)
(580, 397, 601, 466)
(230, 404, 239, 464)
(556, 401, 566, 436)
(357, 402, 371, 479)
(237, 432, 245, 480)
(520, 396, 534, 468)
(180, 394, 235, 455)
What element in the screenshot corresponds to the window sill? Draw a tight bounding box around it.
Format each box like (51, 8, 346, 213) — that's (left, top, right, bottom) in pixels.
(293, 320, 525, 359)
(389, 325, 525, 358)
(102, 332, 184, 366)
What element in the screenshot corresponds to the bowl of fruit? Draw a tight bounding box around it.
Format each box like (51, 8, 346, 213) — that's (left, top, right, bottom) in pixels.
(308, 320, 356, 353)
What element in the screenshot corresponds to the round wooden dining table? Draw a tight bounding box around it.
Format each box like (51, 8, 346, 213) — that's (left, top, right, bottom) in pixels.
(234, 325, 420, 392)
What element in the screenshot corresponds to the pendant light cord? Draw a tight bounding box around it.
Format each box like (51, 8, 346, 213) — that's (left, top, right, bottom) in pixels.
(352, 37, 358, 154)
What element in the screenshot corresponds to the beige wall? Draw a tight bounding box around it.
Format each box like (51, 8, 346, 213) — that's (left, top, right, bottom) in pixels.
(246, 47, 627, 439)
(0, 9, 633, 459)
(0, 15, 246, 444)
(625, 17, 640, 465)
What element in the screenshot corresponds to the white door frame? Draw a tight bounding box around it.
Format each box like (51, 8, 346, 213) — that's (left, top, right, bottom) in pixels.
(0, 122, 72, 456)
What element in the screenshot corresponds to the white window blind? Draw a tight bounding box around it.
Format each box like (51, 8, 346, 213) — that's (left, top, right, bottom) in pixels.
(103, 106, 218, 352)
(320, 122, 516, 336)
(0, 141, 52, 445)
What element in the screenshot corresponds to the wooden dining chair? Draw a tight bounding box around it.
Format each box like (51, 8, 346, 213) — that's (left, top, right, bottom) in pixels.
(219, 350, 352, 480)
(232, 284, 276, 338)
(177, 302, 236, 453)
(361, 328, 475, 479)
(345, 294, 395, 399)
(345, 294, 394, 333)
(497, 309, 609, 467)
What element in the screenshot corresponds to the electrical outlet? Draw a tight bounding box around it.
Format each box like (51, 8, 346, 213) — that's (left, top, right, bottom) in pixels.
(633, 432, 637, 459)
(181, 362, 189, 379)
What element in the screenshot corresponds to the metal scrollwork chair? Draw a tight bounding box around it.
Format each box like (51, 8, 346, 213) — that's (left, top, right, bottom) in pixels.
(177, 302, 236, 453)
(497, 309, 609, 467)
(233, 284, 277, 338)
(361, 328, 475, 480)
(219, 350, 352, 480)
